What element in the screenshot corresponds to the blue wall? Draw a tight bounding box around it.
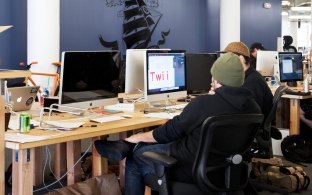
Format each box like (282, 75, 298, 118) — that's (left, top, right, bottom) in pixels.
(241, 0, 281, 50)
(0, 0, 27, 70)
(60, 0, 212, 56)
(0, 0, 281, 70)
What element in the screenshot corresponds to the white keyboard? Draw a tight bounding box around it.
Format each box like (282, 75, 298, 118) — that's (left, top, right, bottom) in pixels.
(144, 112, 180, 119)
(165, 103, 188, 110)
(90, 115, 126, 123)
(104, 103, 135, 112)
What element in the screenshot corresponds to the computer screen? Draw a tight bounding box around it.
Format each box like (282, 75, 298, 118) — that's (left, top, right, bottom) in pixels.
(185, 53, 217, 94)
(59, 51, 122, 109)
(256, 50, 278, 77)
(144, 50, 187, 103)
(125, 49, 170, 94)
(278, 52, 303, 86)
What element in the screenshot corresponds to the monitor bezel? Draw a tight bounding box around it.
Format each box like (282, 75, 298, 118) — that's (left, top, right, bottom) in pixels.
(59, 50, 121, 109)
(144, 50, 187, 102)
(278, 52, 303, 83)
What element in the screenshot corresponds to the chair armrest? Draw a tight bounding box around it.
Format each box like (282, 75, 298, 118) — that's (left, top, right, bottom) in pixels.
(143, 151, 178, 167)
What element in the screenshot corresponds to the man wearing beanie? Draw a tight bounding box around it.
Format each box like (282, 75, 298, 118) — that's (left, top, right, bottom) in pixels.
(114, 52, 261, 195)
(223, 41, 273, 119)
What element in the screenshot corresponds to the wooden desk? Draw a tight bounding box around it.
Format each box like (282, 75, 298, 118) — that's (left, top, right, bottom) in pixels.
(5, 113, 167, 195)
(282, 93, 312, 135)
(0, 70, 30, 195)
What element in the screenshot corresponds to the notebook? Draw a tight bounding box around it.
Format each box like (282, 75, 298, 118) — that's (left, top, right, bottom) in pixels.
(8, 86, 40, 112)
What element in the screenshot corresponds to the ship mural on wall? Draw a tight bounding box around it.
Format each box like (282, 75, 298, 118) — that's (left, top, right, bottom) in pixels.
(99, 0, 170, 50)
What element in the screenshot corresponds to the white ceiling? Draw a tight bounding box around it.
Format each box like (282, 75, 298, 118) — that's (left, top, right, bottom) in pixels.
(282, 0, 311, 21)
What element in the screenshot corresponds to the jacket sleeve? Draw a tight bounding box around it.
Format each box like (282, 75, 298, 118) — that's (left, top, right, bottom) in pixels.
(153, 97, 205, 143)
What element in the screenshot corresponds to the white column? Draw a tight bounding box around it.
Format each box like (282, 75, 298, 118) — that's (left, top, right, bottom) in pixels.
(27, 0, 60, 94)
(220, 0, 240, 50)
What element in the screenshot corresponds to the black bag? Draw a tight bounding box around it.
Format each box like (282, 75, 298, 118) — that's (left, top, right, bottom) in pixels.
(281, 135, 312, 163)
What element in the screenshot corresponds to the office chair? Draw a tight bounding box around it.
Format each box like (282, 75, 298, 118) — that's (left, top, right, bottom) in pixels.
(251, 85, 288, 159)
(249, 85, 289, 195)
(142, 113, 264, 195)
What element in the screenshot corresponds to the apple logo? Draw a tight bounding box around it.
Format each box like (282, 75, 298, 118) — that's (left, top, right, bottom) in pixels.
(17, 96, 22, 102)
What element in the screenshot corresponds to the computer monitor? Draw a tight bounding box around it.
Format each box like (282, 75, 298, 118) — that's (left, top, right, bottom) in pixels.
(144, 50, 187, 103)
(125, 49, 170, 94)
(59, 51, 122, 109)
(185, 53, 217, 95)
(278, 52, 303, 87)
(256, 50, 278, 77)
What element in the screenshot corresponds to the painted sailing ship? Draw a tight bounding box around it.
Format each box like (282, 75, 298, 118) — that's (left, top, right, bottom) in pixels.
(99, 0, 169, 50)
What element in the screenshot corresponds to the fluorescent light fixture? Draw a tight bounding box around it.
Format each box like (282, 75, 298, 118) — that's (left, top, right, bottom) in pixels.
(281, 11, 289, 16)
(289, 15, 311, 19)
(282, 1, 290, 6)
(290, 7, 311, 11)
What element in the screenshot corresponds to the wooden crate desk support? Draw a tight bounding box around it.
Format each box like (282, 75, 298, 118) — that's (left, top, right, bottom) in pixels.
(0, 70, 31, 195)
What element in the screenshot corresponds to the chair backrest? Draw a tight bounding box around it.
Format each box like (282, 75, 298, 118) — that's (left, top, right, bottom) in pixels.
(256, 85, 288, 155)
(192, 113, 264, 193)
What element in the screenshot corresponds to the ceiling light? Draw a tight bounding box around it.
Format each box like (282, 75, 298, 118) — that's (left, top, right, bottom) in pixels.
(290, 7, 311, 11)
(288, 15, 311, 20)
(282, 1, 290, 6)
(281, 11, 289, 16)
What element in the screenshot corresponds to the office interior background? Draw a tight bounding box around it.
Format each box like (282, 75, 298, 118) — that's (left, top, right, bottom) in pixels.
(0, 0, 282, 70)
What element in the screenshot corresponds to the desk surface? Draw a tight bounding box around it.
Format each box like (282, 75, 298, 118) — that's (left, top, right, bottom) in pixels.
(5, 112, 168, 150)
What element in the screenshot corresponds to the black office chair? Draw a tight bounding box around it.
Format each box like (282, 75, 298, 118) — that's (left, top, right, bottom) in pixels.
(142, 113, 264, 195)
(249, 85, 289, 195)
(251, 85, 288, 158)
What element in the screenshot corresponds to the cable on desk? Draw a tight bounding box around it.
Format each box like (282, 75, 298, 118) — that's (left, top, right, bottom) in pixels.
(33, 142, 93, 193)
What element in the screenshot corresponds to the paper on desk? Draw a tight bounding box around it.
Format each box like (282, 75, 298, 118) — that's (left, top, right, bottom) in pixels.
(5, 133, 50, 143)
(9, 118, 39, 131)
(46, 120, 85, 130)
(144, 112, 179, 119)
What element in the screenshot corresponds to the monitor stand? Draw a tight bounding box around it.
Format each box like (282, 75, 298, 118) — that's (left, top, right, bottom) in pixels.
(287, 81, 297, 87)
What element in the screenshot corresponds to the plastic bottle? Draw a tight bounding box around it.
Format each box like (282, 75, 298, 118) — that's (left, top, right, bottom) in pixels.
(304, 73, 310, 92)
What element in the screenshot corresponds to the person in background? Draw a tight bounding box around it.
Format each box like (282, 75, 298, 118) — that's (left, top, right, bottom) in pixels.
(122, 53, 261, 195)
(249, 42, 266, 69)
(223, 41, 273, 118)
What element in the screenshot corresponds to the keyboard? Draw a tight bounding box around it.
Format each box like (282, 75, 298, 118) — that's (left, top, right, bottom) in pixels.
(165, 103, 188, 110)
(285, 89, 311, 96)
(90, 115, 126, 123)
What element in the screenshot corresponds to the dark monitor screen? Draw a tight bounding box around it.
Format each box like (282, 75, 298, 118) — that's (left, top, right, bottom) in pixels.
(144, 50, 187, 102)
(59, 51, 122, 108)
(278, 52, 303, 84)
(185, 53, 217, 94)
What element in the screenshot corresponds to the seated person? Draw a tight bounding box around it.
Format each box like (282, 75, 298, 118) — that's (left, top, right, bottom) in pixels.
(283, 35, 297, 52)
(222, 41, 273, 119)
(113, 53, 261, 195)
(300, 99, 312, 140)
(249, 42, 266, 69)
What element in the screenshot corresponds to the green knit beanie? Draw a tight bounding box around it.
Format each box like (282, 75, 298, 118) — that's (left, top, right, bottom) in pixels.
(211, 52, 244, 87)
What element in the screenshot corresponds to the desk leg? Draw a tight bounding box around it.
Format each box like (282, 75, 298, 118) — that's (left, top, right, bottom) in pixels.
(67, 140, 81, 185)
(289, 99, 300, 135)
(33, 147, 43, 186)
(54, 143, 67, 179)
(92, 137, 108, 177)
(12, 148, 35, 195)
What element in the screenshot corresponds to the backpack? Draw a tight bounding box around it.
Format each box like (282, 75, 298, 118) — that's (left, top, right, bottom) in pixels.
(251, 157, 310, 193)
(281, 135, 312, 163)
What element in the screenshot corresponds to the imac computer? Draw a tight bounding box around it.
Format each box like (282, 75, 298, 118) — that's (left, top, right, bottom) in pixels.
(59, 51, 122, 109)
(125, 48, 170, 95)
(278, 52, 303, 87)
(256, 50, 278, 77)
(144, 50, 187, 103)
(185, 53, 217, 95)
